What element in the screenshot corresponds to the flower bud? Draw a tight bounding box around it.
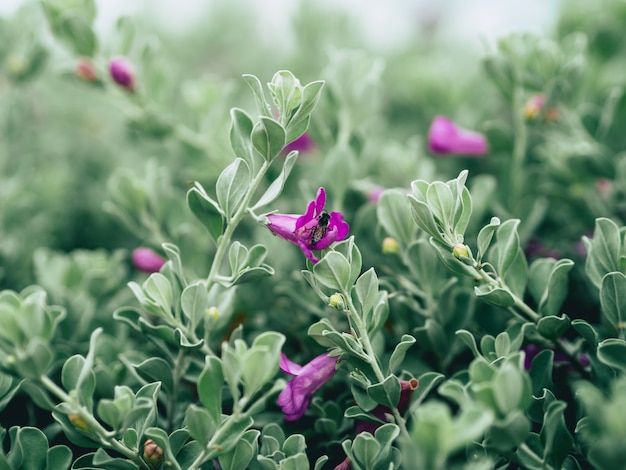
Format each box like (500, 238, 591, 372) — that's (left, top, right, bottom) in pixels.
(76, 58, 98, 82)
(143, 439, 164, 467)
(109, 57, 136, 92)
(382, 237, 399, 254)
(206, 306, 219, 321)
(132, 248, 166, 273)
(5, 53, 26, 78)
(329, 293, 344, 309)
(452, 243, 469, 259)
(523, 94, 544, 121)
(68, 414, 90, 432)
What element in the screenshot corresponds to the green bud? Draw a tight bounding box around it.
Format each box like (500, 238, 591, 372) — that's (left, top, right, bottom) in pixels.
(329, 293, 344, 309)
(382, 237, 399, 254)
(453, 243, 475, 266)
(206, 306, 219, 321)
(68, 414, 90, 432)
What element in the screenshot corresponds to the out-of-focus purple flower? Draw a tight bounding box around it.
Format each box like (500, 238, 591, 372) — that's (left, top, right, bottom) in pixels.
(427, 116, 488, 156)
(367, 186, 385, 204)
(278, 352, 339, 421)
(266, 187, 349, 264)
(523, 344, 589, 372)
(283, 133, 315, 155)
(334, 378, 419, 470)
(523, 94, 559, 122)
(132, 248, 166, 273)
(355, 378, 419, 435)
(76, 58, 98, 82)
(109, 57, 136, 92)
(525, 237, 560, 260)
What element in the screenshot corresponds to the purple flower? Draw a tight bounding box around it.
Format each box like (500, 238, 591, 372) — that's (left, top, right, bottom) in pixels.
(109, 57, 136, 92)
(132, 248, 166, 273)
(427, 116, 488, 156)
(277, 352, 339, 421)
(266, 187, 349, 264)
(523, 344, 589, 372)
(283, 133, 315, 155)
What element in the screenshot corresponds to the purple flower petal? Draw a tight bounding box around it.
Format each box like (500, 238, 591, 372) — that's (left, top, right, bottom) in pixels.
(428, 116, 488, 156)
(132, 248, 166, 273)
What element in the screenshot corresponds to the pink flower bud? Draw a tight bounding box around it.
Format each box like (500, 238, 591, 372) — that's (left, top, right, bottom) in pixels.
(132, 248, 166, 273)
(427, 116, 488, 156)
(109, 57, 136, 91)
(76, 58, 98, 82)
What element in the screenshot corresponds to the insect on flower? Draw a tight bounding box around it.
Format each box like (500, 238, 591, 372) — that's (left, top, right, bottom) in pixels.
(310, 211, 330, 246)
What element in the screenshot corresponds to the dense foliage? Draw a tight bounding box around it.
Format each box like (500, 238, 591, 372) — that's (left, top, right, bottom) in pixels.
(3, 1, 626, 469)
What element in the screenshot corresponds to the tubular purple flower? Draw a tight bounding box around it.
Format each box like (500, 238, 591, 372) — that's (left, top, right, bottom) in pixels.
(278, 352, 339, 421)
(109, 57, 136, 92)
(132, 248, 166, 273)
(427, 115, 488, 156)
(266, 187, 349, 263)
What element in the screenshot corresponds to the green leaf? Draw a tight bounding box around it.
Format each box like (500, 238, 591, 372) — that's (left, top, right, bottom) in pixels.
(540, 400, 572, 468)
(351, 432, 380, 466)
(268, 70, 302, 117)
(408, 193, 443, 242)
(528, 258, 574, 316)
(242, 74, 272, 117)
(600, 272, 626, 336)
(456, 329, 481, 358)
(184, 405, 216, 446)
(143, 427, 182, 470)
(251, 117, 286, 161)
(537, 314, 571, 340)
(143, 273, 173, 314)
(388, 334, 416, 374)
(493, 364, 525, 415)
(493, 219, 528, 296)
(251, 150, 299, 211)
(229, 108, 257, 171)
(218, 430, 259, 470)
(453, 186, 473, 238)
(198, 357, 224, 425)
(426, 182, 455, 232)
(571, 319, 599, 348)
(474, 284, 515, 307)
(187, 183, 225, 242)
(367, 375, 401, 409)
(46, 444, 72, 470)
(133, 357, 173, 394)
(377, 190, 415, 248)
(313, 252, 352, 291)
(216, 158, 250, 219)
(529, 350, 554, 395)
(283, 434, 306, 456)
(10, 427, 49, 470)
(61, 353, 96, 409)
(585, 217, 622, 289)
(477, 217, 501, 262)
(353, 268, 379, 319)
(597, 338, 626, 373)
(286, 80, 324, 143)
(181, 282, 209, 331)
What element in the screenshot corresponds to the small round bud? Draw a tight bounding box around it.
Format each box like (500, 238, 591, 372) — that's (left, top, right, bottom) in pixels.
(76, 58, 98, 82)
(452, 243, 470, 260)
(523, 95, 544, 121)
(329, 293, 344, 309)
(143, 439, 164, 467)
(382, 237, 399, 254)
(108, 57, 136, 92)
(68, 414, 90, 432)
(206, 306, 219, 321)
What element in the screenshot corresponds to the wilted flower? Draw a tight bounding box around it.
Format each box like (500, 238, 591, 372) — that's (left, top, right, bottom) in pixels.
(266, 187, 349, 263)
(132, 248, 166, 273)
(278, 352, 339, 421)
(143, 439, 164, 466)
(427, 116, 488, 156)
(76, 58, 98, 82)
(109, 57, 136, 91)
(283, 132, 315, 155)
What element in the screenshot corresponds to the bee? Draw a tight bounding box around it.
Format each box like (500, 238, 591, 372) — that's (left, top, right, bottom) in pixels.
(311, 211, 331, 247)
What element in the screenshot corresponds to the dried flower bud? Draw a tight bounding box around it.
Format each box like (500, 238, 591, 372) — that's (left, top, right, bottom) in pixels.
(143, 439, 164, 467)
(109, 57, 136, 92)
(76, 58, 98, 82)
(382, 237, 399, 254)
(68, 414, 90, 432)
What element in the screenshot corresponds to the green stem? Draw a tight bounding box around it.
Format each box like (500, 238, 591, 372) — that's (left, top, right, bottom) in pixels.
(509, 82, 528, 214)
(344, 296, 411, 441)
(39, 375, 150, 470)
(166, 349, 188, 432)
(206, 159, 272, 288)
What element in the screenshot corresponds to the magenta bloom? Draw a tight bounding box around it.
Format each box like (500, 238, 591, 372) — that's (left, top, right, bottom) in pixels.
(109, 57, 136, 92)
(266, 187, 349, 263)
(278, 352, 339, 421)
(283, 133, 315, 155)
(132, 248, 166, 273)
(427, 116, 488, 156)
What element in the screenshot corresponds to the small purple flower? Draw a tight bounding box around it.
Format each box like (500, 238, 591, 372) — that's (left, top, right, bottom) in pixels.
(132, 248, 166, 273)
(283, 132, 315, 155)
(427, 116, 488, 156)
(109, 57, 136, 92)
(367, 186, 385, 204)
(277, 352, 339, 421)
(266, 187, 349, 264)
(523, 344, 589, 372)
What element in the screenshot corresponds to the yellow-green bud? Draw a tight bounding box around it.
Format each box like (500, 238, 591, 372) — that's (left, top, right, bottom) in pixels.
(68, 414, 90, 432)
(452, 243, 470, 260)
(329, 293, 344, 309)
(143, 439, 164, 467)
(5, 54, 26, 77)
(382, 237, 399, 254)
(206, 306, 219, 321)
